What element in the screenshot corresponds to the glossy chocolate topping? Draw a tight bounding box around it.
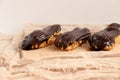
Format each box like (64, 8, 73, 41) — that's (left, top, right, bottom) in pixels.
(21, 24, 61, 50)
(89, 23, 120, 50)
(54, 27, 91, 49)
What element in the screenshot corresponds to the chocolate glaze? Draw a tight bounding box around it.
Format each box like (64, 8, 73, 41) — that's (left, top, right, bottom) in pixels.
(21, 24, 61, 50)
(54, 27, 91, 49)
(89, 23, 120, 51)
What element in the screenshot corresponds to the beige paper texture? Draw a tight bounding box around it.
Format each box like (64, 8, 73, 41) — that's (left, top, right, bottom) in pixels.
(0, 24, 120, 80)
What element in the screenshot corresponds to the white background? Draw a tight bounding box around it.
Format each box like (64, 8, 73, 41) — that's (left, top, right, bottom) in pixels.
(0, 0, 120, 34)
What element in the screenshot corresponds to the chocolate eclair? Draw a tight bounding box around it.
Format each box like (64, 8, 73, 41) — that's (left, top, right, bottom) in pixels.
(54, 27, 91, 51)
(88, 23, 120, 51)
(21, 24, 61, 50)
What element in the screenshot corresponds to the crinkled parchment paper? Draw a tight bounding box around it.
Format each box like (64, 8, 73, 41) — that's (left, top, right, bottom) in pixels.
(0, 24, 120, 80)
